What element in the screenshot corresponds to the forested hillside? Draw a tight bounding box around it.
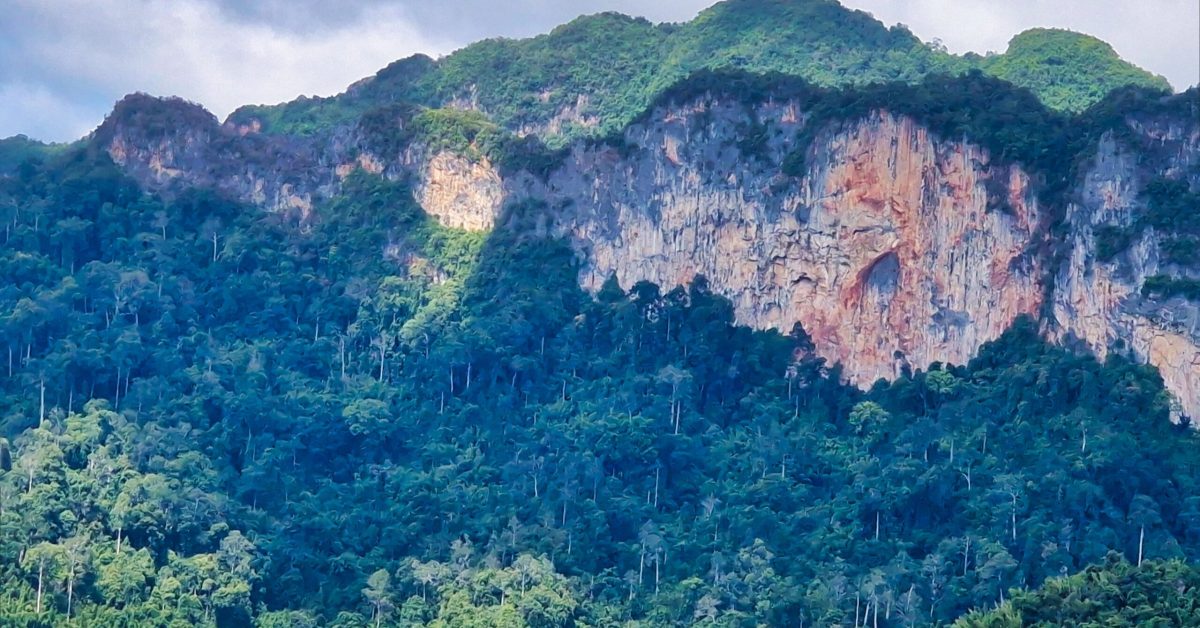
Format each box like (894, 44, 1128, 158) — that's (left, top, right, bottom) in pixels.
(1, 142, 1197, 626)
(225, 0, 1171, 143)
(1, 0, 1196, 626)
(956, 555, 1200, 626)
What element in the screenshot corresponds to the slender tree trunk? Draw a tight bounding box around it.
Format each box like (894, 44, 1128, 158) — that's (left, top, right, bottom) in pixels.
(639, 546, 645, 586)
(654, 554, 660, 596)
(378, 342, 385, 382)
(1011, 495, 1018, 542)
(35, 559, 43, 614)
(653, 467, 660, 509)
(963, 537, 971, 575)
(1138, 525, 1145, 566)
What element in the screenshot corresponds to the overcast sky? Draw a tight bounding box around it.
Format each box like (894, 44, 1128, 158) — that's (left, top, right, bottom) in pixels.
(2, 0, 1196, 143)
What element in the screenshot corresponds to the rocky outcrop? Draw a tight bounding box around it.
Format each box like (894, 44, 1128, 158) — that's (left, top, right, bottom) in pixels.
(538, 100, 1044, 387)
(407, 150, 505, 231)
(1054, 123, 1200, 420)
(98, 94, 508, 231)
(97, 94, 326, 219)
(96, 90, 1200, 419)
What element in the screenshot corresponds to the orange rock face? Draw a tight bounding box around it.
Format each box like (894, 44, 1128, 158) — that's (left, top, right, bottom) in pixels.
(552, 104, 1044, 386)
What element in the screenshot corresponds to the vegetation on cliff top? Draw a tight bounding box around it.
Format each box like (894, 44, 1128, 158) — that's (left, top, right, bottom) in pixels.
(982, 29, 1172, 113)
(227, 0, 1171, 142)
(0, 136, 68, 175)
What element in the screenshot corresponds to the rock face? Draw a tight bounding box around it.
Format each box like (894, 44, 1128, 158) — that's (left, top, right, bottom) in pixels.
(97, 94, 508, 231)
(539, 102, 1044, 386)
(98, 94, 327, 218)
(96, 91, 1200, 420)
(1053, 120, 1200, 420)
(408, 150, 505, 231)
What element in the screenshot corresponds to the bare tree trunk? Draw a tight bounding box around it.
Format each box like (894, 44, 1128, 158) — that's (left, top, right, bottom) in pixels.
(653, 467, 660, 509)
(654, 554, 660, 596)
(1011, 494, 1018, 542)
(35, 559, 43, 614)
(639, 546, 645, 586)
(1138, 526, 1145, 566)
(378, 341, 385, 382)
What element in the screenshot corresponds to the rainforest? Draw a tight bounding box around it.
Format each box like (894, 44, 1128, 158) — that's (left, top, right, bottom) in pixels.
(1, 0, 1198, 626)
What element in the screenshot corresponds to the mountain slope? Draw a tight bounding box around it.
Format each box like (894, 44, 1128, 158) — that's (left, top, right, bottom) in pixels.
(955, 556, 1200, 626)
(984, 29, 1173, 113)
(2, 147, 1199, 624)
(226, 0, 1170, 142)
(0, 1, 1196, 625)
(96, 70, 1200, 420)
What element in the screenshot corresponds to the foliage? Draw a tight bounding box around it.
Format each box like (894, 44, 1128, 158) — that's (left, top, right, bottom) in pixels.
(0, 136, 68, 175)
(1, 146, 1199, 626)
(955, 555, 1200, 626)
(1142, 275, 1200, 301)
(982, 29, 1172, 114)
(225, 0, 1170, 143)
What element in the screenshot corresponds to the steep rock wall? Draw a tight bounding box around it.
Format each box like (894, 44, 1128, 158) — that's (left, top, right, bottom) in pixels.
(99, 94, 506, 230)
(99, 95, 326, 218)
(97, 92, 1200, 419)
(1055, 123, 1200, 420)
(406, 150, 505, 231)
(538, 102, 1044, 386)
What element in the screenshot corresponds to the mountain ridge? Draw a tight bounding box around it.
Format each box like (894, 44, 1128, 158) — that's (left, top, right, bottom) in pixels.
(86, 69, 1200, 419)
(1, 2, 1198, 625)
(217, 0, 1170, 144)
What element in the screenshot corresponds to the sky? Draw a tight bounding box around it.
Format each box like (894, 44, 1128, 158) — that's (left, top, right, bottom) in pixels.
(2, 0, 1196, 143)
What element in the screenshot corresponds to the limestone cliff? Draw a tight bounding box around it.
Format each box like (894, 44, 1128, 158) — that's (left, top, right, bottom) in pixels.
(96, 94, 327, 218)
(95, 90, 1200, 420)
(96, 94, 508, 231)
(1054, 118, 1200, 420)
(537, 101, 1043, 388)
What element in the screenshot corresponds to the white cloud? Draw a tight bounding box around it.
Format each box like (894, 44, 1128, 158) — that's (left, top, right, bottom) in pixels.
(2, 0, 454, 141)
(0, 82, 98, 143)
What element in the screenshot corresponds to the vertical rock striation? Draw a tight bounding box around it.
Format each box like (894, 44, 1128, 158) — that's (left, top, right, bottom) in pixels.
(95, 90, 1200, 419)
(1055, 120, 1200, 420)
(541, 101, 1043, 387)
